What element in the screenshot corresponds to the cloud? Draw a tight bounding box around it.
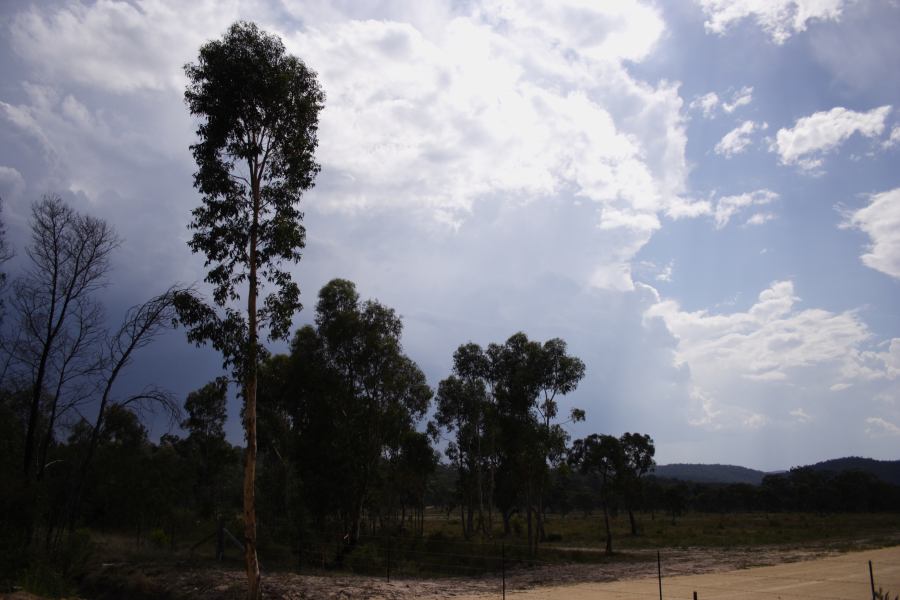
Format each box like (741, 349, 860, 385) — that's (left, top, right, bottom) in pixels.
(690, 86, 753, 119)
(8, 2, 250, 93)
(690, 92, 720, 118)
(842, 187, 900, 280)
(666, 197, 713, 219)
(282, 2, 690, 289)
(722, 86, 753, 113)
(3, 0, 693, 293)
(0, 165, 25, 197)
(884, 125, 900, 149)
(697, 0, 850, 44)
(715, 120, 762, 157)
(714, 189, 778, 228)
(865, 417, 900, 437)
(644, 280, 876, 429)
(656, 261, 674, 283)
(790, 408, 812, 423)
(745, 212, 776, 227)
(774, 105, 891, 170)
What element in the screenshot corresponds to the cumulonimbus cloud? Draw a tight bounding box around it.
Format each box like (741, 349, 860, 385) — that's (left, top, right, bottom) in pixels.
(6, 0, 693, 292)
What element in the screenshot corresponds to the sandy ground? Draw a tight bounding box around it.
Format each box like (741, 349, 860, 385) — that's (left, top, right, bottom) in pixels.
(449, 545, 900, 600)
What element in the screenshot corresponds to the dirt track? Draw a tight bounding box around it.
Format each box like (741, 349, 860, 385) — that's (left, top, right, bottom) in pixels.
(450, 545, 900, 600)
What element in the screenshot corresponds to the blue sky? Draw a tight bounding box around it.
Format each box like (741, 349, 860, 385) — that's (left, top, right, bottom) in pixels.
(1, 0, 899, 471)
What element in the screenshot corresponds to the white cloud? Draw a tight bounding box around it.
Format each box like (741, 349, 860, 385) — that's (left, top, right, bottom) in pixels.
(790, 408, 812, 423)
(690, 92, 720, 118)
(884, 125, 900, 149)
(666, 197, 713, 219)
(481, 0, 666, 63)
(714, 189, 778, 228)
(645, 280, 876, 429)
(774, 105, 891, 170)
(843, 187, 900, 280)
(8, 2, 251, 93)
(865, 417, 900, 437)
(698, 0, 850, 44)
(715, 120, 762, 157)
(745, 212, 776, 227)
(722, 86, 753, 113)
(656, 261, 674, 283)
(283, 2, 690, 290)
(690, 86, 753, 119)
(0, 166, 25, 197)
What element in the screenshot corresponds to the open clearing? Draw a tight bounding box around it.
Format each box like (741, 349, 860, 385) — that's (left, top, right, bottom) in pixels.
(450, 545, 900, 600)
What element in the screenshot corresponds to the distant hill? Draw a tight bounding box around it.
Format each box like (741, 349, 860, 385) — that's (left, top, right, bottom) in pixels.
(652, 463, 766, 485)
(807, 457, 900, 486)
(652, 457, 900, 486)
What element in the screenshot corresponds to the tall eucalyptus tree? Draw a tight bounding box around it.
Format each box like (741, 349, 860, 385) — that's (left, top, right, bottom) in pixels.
(178, 21, 324, 599)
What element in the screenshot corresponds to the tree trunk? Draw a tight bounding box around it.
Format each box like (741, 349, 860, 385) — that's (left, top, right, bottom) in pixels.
(602, 500, 613, 554)
(537, 498, 546, 542)
(476, 424, 485, 537)
(24, 337, 54, 482)
(628, 508, 638, 536)
(459, 503, 467, 539)
(526, 498, 534, 557)
(243, 179, 262, 600)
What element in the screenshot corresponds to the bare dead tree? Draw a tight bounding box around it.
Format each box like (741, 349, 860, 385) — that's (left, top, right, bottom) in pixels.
(0, 195, 13, 318)
(68, 286, 183, 526)
(10, 195, 120, 482)
(36, 297, 106, 480)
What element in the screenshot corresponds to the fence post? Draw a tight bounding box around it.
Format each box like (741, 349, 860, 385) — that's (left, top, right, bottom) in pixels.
(502, 543, 506, 600)
(657, 550, 663, 600)
(869, 560, 876, 600)
(215, 517, 224, 561)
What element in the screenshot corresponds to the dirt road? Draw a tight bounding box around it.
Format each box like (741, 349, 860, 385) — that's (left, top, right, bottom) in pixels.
(450, 545, 900, 600)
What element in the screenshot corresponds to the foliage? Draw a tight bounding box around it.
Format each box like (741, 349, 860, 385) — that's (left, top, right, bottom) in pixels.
(256, 279, 433, 546)
(431, 333, 585, 552)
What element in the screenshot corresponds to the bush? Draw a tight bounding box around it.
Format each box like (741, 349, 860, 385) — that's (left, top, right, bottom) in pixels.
(345, 542, 381, 575)
(148, 528, 170, 548)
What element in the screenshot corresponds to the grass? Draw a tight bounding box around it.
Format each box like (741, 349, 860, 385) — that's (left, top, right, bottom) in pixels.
(420, 510, 900, 552)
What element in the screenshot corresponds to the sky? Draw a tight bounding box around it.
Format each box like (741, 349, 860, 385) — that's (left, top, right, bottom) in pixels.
(1, 0, 899, 472)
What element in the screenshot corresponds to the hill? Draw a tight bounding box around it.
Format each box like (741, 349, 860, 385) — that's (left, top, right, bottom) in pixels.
(807, 457, 900, 486)
(652, 457, 900, 486)
(652, 463, 766, 485)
